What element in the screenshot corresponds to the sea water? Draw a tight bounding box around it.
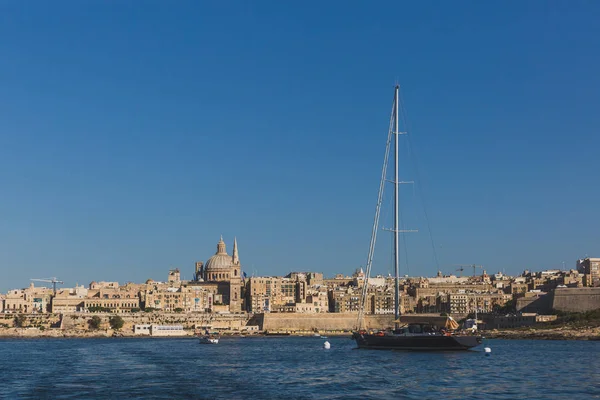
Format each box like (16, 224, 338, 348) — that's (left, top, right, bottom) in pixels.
(0, 336, 598, 399)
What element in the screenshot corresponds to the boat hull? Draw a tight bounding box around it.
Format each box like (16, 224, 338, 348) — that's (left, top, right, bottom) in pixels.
(353, 332, 482, 351)
(199, 337, 219, 344)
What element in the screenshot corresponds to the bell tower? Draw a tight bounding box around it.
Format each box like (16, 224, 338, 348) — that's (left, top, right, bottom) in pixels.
(229, 237, 242, 312)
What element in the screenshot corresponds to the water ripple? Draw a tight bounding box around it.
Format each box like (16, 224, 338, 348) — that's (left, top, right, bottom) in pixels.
(0, 337, 599, 399)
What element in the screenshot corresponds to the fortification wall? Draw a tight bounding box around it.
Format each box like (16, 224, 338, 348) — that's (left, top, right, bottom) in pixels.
(552, 288, 600, 312)
(261, 313, 395, 332)
(516, 295, 552, 314)
(0, 313, 61, 329)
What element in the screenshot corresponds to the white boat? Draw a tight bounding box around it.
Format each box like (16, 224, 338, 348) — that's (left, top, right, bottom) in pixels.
(199, 336, 219, 344)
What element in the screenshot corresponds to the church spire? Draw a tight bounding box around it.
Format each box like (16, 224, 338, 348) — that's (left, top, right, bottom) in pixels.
(232, 237, 239, 265)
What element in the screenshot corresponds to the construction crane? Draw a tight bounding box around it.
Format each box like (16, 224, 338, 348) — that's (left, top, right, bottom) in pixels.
(31, 277, 64, 295)
(471, 265, 484, 276)
(454, 264, 484, 277)
(455, 266, 465, 277)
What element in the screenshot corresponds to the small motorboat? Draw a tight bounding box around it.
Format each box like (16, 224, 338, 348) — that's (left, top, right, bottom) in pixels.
(197, 329, 220, 344)
(199, 335, 219, 344)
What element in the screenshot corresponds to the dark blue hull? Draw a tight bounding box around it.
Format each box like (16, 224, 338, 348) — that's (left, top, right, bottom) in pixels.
(353, 332, 482, 351)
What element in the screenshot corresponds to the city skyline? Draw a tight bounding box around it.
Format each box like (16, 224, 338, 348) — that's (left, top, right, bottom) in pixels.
(1, 2, 599, 292)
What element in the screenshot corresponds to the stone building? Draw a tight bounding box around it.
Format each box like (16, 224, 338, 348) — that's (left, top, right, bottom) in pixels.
(89, 281, 119, 290)
(52, 285, 89, 313)
(144, 283, 219, 313)
(245, 272, 330, 314)
(448, 291, 512, 315)
(329, 286, 361, 313)
(369, 287, 395, 315)
(246, 277, 296, 313)
(3, 283, 53, 313)
(83, 286, 140, 314)
(168, 269, 181, 283)
(577, 257, 600, 287)
(194, 237, 243, 313)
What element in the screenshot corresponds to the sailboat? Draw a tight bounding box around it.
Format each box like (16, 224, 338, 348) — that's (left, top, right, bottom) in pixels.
(352, 85, 482, 351)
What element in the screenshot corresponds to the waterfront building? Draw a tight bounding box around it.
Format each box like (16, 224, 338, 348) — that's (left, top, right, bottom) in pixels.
(480, 313, 538, 329)
(133, 324, 185, 336)
(134, 324, 151, 335)
(4, 254, 600, 319)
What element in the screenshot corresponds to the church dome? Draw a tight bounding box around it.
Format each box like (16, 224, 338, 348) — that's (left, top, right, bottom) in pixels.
(205, 254, 232, 271)
(205, 237, 234, 272)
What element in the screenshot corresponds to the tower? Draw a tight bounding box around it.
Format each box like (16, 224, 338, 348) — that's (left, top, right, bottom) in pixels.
(232, 237, 239, 265)
(229, 237, 242, 312)
(194, 262, 203, 281)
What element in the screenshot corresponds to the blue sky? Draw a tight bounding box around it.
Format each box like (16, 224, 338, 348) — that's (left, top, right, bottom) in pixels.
(1, 1, 599, 291)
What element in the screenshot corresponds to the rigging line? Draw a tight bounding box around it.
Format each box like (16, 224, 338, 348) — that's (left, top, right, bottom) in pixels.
(357, 92, 396, 329)
(397, 180, 410, 277)
(397, 89, 440, 271)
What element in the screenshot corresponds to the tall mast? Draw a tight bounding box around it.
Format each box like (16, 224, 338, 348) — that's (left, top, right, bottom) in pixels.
(356, 89, 396, 330)
(394, 85, 400, 322)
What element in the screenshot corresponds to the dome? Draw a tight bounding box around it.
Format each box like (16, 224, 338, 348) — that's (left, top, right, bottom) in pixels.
(205, 237, 233, 272)
(205, 253, 233, 271)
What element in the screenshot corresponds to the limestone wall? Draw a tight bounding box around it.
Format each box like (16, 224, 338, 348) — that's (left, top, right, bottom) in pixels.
(0, 313, 61, 329)
(552, 288, 600, 312)
(260, 313, 395, 332)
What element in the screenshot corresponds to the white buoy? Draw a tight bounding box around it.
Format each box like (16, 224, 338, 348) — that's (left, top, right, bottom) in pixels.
(484, 347, 491, 356)
(323, 341, 331, 349)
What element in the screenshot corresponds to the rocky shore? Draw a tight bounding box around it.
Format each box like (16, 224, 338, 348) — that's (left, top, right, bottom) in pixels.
(484, 326, 600, 341)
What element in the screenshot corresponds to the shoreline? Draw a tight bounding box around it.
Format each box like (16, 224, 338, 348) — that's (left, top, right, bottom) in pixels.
(483, 327, 600, 341)
(0, 327, 353, 339)
(1, 327, 599, 341)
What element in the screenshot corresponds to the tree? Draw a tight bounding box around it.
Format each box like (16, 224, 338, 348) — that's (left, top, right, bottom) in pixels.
(493, 299, 516, 315)
(14, 314, 27, 328)
(109, 316, 124, 330)
(174, 308, 183, 313)
(89, 316, 102, 330)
